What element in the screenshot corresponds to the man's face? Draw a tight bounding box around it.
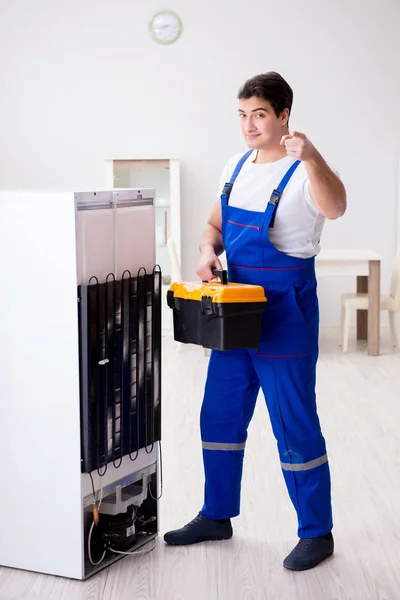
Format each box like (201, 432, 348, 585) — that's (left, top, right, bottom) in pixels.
(238, 97, 289, 150)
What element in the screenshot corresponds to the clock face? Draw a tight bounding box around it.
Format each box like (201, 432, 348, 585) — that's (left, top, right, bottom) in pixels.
(149, 11, 182, 44)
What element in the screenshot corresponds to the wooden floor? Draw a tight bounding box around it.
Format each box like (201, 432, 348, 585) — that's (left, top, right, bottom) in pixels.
(1, 328, 400, 600)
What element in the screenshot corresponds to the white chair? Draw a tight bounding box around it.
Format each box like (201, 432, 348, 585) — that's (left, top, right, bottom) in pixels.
(340, 252, 400, 353)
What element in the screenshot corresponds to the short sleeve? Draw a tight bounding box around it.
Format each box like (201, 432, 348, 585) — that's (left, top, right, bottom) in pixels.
(216, 153, 245, 198)
(303, 178, 319, 212)
(217, 162, 230, 198)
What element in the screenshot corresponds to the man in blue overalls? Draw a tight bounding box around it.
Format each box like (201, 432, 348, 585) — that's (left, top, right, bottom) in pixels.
(164, 72, 347, 571)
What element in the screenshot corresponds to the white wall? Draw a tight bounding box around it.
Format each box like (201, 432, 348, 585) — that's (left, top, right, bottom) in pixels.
(0, 0, 399, 325)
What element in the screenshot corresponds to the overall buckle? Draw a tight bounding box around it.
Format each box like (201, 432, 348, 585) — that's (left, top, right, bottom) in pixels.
(269, 189, 282, 229)
(221, 182, 233, 201)
(269, 189, 282, 206)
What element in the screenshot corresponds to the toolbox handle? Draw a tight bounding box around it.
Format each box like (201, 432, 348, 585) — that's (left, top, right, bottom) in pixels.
(211, 269, 228, 285)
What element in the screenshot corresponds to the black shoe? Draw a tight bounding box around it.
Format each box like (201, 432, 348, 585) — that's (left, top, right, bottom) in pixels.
(163, 513, 233, 546)
(283, 533, 334, 571)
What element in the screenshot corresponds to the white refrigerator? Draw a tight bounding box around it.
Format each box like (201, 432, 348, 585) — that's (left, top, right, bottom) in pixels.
(0, 188, 162, 579)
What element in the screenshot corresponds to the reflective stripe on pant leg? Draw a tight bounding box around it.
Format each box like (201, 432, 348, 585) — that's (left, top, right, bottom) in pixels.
(200, 349, 259, 520)
(281, 453, 328, 471)
(202, 442, 246, 451)
(252, 352, 333, 538)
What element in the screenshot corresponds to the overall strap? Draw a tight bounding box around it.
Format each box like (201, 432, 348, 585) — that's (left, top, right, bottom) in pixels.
(220, 150, 253, 204)
(268, 159, 301, 228)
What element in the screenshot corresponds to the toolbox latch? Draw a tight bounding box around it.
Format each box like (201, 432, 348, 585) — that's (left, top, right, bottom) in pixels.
(201, 295, 213, 315)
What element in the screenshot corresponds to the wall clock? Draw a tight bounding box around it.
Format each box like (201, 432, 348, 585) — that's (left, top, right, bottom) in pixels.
(149, 10, 182, 45)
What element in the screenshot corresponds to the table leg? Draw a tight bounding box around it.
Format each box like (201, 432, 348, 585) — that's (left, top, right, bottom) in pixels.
(368, 260, 380, 356)
(356, 276, 368, 340)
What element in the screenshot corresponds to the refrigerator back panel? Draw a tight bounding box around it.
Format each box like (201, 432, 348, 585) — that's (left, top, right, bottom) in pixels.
(75, 190, 161, 474)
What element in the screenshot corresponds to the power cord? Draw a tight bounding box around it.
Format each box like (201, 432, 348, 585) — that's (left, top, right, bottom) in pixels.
(148, 441, 163, 501)
(88, 474, 106, 566)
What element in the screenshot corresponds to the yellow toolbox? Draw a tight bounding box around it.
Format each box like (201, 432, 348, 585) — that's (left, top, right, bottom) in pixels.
(166, 269, 267, 350)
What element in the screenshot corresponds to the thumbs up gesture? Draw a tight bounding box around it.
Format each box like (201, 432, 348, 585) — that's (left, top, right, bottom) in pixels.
(280, 131, 317, 162)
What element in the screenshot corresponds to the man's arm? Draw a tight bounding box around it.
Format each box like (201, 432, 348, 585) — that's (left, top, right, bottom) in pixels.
(196, 198, 224, 281)
(281, 132, 347, 220)
(304, 153, 347, 219)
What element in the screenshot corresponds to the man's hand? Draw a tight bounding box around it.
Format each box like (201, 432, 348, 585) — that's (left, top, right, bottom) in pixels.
(281, 131, 347, 219)
(196, 250, 223, 282)
(280, 131, 317, 162)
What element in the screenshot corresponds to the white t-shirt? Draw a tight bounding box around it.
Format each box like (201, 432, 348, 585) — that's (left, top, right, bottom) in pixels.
(217, 151, 327, 259)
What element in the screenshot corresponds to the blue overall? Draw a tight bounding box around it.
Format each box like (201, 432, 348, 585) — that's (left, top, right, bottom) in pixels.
(200, 151, 332, 538)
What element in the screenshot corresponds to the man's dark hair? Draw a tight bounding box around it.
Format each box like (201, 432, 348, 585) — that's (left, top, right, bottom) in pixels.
(238, 72, 293, 118)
